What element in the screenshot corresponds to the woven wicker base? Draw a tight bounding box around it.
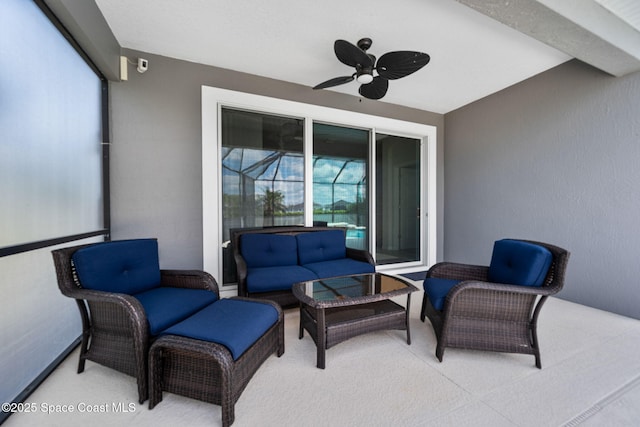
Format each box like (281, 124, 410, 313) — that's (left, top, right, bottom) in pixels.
(148, 299, 284, 427)
(298, 297, 413, 369)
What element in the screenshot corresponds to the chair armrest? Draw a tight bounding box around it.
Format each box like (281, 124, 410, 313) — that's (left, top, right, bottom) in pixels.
(160, 270, 219, 296)
(232, 254, 249, 297)
(61, 287, 149, 336)
(427, 262, 489, 282)
(346, 247, 375, 265)
(443, 279, 560, 318)
(62, 287, 144, 309)
(450, 280, 559, 299)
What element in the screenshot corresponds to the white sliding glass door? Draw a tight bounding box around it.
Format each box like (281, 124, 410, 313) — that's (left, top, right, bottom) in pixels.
(376, 133, 421, 264)
(202, 87, 437, 292)
(313, 123, 369, 251)
(219, 108, 305, 284)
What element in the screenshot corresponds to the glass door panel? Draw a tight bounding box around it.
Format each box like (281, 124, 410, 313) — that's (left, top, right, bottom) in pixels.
(375, 133, 421, 264)
(313, 123, 369, 250)
(221, 108, 304, 285)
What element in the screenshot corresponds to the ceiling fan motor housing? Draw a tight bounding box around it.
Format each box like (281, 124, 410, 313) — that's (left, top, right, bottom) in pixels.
(357, 38, 373, 51)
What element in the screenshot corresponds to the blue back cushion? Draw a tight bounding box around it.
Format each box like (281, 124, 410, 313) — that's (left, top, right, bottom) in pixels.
(241, 234, 298, 268)
(162, 299, 279, 360)
(72, 239, 161, 294)
(488, 239, 552, 287)
(296, 230, 346, 265)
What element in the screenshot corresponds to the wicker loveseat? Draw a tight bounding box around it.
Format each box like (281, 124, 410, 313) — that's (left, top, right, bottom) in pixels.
(231, 226, 375, 307)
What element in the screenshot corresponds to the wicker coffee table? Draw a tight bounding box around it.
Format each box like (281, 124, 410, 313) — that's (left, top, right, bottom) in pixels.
(292, 273, 417, 369)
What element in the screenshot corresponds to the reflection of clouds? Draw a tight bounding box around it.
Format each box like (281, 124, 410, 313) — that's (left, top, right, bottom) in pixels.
(221, 149, 365, 206)
(277, 155, 304, 180)
(313, 159, 366, 184)
(313, 158, 366, 205)
(223, 148, 304, 181)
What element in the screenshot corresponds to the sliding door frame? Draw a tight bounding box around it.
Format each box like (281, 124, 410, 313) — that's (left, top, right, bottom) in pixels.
(203, 86, 437, 295)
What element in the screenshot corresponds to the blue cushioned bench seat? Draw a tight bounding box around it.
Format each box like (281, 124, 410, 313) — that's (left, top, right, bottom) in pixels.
(235, 228, 375, 306)
(161, 298, 280, 360)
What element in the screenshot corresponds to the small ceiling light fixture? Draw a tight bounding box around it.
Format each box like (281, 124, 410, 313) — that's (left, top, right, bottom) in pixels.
(356, 71, 374, 84)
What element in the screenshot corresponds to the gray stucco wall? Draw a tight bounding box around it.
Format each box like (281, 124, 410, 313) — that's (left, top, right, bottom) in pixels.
(110, 50, 444, 270)
(444, 60, 640, 319)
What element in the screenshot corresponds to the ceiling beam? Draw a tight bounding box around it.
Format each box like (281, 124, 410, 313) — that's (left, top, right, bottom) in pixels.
(455, 0, 640, 77)
(44, 0, 122, 81)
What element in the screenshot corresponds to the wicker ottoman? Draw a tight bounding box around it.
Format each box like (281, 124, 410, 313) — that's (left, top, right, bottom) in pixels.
(148, 297, 284, 427)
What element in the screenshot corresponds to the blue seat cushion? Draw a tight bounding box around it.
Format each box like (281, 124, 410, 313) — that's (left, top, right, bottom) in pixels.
(423, 278, 461, 311)
(72, 239, 161, 294)
(161, 299, 279, 360)
(134, 287, 218, 335)
(488, 239, 552, 287)
(246, 265, 318, 293)
(296, 230, 346, 265)
(302, 258, 375, 279)
(241, 234, 298, 268)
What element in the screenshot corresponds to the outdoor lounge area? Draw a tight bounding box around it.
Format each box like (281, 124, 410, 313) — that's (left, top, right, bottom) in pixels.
(5, 292, 640, 426)
(3, 1, 640, 426)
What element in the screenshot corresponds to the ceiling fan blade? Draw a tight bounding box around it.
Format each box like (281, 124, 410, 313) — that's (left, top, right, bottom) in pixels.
(376, 51, 430, 80)
(358, 76, 389, 100)
(313, 75, 355, 90)
(334, 39, 374, 68)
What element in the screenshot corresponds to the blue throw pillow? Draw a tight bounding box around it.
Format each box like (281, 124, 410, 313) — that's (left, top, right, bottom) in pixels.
(241, 234, 298, 268)
(488, 239, 552, 287)
(296, 230, 346, 265)
(72, 239, 161, 294)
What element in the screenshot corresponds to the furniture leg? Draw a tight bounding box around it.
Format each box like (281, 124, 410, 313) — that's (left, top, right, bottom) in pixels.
(298, 302, 304, 339)
(75, 299, 90, 374)
(405, 293, 412, 345)
(316, 308, 326, 369)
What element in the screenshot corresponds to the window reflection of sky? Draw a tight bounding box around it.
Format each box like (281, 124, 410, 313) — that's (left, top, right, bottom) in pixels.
(222, 148, 365, 208)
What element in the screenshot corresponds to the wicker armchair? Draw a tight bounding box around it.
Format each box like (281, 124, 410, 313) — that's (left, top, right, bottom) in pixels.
(420, 239, 569, 368)
(52, 239, 219, 403)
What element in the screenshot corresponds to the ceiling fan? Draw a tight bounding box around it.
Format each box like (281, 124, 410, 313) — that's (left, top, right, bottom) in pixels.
(313, 38, 430, 100)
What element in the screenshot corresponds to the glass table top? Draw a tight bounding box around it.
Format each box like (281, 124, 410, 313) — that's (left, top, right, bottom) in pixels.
(294, 273, 415, 303)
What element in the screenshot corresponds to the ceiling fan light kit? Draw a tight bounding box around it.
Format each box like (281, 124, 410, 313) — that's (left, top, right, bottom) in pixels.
(356, 72, 374, 84)
(313, 37, 430, 100)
